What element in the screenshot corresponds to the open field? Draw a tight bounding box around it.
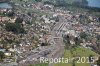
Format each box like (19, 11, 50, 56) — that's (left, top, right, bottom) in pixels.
(30, 63, 48, 66)
(54, 47, 99, 66)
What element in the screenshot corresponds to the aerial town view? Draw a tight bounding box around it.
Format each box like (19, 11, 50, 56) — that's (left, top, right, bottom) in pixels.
(0, 0, 100, 66)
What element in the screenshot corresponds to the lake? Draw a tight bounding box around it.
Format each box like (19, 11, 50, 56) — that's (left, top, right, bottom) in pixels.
(0, 3, 12, 8)
(87, 0, 100, 8)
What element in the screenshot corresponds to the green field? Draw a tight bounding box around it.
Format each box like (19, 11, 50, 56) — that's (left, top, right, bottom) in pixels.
(55, 47, 99, 66)
(30, 63, 48, 66)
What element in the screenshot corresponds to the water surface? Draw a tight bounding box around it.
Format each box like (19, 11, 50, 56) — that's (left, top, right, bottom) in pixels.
(87, 0, 100, 8)
(0, 3, 12, 8)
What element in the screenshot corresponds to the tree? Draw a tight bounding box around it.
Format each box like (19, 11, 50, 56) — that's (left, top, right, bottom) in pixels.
(5, 23, 25, 34)
(20, 0, 22, 1)
(97, 35, 100, 40)
(7, 12, 15, 17)
(63, 35, 71, 49)
(55, 16, 59, 22)
(56, 0, 67, 6)
(72, 60, 75, 66)
(74, 37, 82, 46)
(0, 51, 5, 60)
(44, 1, 54, 5)
(41, 42, 48, 46)
(15, 17, 23, 23)
(97, 57, 100, 66)
(63, 35, 70, 40)
(35, 0, 42, 2)
(89, 55, 94, 63)
(27, 12, 32, 16)
(80, 32, 87, 39)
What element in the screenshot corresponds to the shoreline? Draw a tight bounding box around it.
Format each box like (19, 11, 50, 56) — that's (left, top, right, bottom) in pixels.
(0, 0, 9, 3)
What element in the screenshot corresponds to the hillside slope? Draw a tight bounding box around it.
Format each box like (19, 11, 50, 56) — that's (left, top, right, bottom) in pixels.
(42, 0, 88, 6)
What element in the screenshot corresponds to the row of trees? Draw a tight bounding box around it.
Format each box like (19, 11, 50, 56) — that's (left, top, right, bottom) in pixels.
(63, 35, 82, 49)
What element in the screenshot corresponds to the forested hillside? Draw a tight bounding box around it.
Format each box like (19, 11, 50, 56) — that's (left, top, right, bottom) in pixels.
(42, 0, 88, 6)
